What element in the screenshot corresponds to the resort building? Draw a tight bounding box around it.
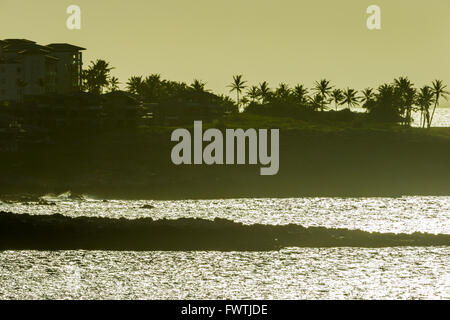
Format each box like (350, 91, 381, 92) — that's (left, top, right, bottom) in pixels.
(0, 39, 85, 102)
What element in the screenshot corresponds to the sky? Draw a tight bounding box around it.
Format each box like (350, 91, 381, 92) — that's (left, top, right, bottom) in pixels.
(1, 0, 449, 97)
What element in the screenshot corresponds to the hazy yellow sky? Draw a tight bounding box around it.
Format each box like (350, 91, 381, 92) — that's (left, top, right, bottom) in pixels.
(1, 0, 449, 96)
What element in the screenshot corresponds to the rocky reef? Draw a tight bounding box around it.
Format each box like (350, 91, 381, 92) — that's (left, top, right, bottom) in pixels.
(0, 211, 449, 251)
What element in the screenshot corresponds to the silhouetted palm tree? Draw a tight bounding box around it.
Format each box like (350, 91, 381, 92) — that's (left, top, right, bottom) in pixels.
(361, 88, 375, 103)
(309, 93, 325, 111)
(403, 86, 417, 126)
(240, 96, 249, 108)
(292, 84, 308, 105)
(82, 59, 113, 94)
(246, 86, 259, 103)
(430, 80, 449, 127)
(145, 74, 161, 85)
(126, 76, 144, 95)
(394, 77, 416, 126)
(376, 84, 396, 104)
(331, 89, 344, 111)
(228, 75, 247, 107)
(109, 77, 120, 92)
(416, 86, 435, 128)
(258, 81, 271, 103)
(141, 74, 163, 102)
(361, 88, 376, 112)
(275, 83, 290, 102)
(313, 79, 333, 110)
(342, 88, 360, 110)
(190, 79, 207, 93)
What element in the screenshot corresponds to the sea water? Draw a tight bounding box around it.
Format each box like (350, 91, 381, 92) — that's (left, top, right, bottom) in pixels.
(0, 196, 449, 299)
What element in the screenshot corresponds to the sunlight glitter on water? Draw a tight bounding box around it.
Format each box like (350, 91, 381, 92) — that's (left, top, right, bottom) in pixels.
(1, 196, 448, 300)
(1, 196, 449, 234)
(351, 107, 450, 127)
(0, 248, 448, 300)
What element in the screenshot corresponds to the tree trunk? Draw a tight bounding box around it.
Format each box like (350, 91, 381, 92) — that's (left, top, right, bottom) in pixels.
(429, 99, 439, 128)
(419, 110, 423, 128)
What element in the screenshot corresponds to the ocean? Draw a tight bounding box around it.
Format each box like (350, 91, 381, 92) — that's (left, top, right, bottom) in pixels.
(0, 195, 449, 299)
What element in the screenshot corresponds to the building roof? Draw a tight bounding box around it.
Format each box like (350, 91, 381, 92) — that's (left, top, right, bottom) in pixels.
(46, 43, 86, 51)
(0, 39, 85, 63)
(18, 48, 53, 55)
(1, 39, 36, 48)
(2, 39, 36, 45)
(2, 42, 51, 54)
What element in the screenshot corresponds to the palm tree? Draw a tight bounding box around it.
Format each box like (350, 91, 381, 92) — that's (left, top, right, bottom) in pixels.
(292, 84, 308, 105)
(108, 77, 120, 92)
(430, 80, 449, 127)
(361, 88, 376, 112)
(416, 86, 435, 128)
(342, 88, 360, 110)
(403, 86, 417, 126)
(246, 86, 259, 103)
(190, 79, 207, 92)
(240, 96, 250, 108)
(218, 94, 237, 113)
(309, 93, 325, 111)
(142, 74, 163, 102)
(376, 83, 396, 105)
(394, 77, 415, 126)
(275, 83, 290, 102)
(394, 77, 413, 96)
(126, 76, 144, 95)
(257, 81, 271, 103)
(330, 89, 344, 111)
(93, 60, 113, 94)
(145, 74, 161, 83)
(361, 88, 375, 103)
(313, 79, 333, 110)
(228, 75, 247, 107)
(82, 59, 114, 94)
